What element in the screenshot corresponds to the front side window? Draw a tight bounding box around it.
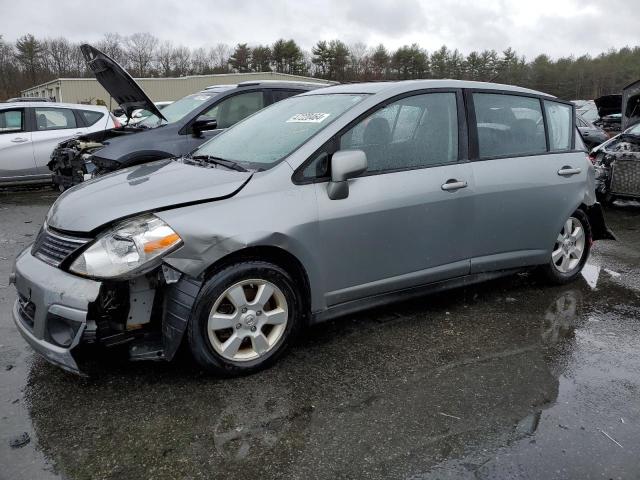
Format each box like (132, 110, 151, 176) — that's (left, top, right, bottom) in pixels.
(0, 109, 24, 133)
(544, 100, 573, 151)
(203, 91, 265, 129)
(35, 107, 77, 130)
(473, 93, 546, 158)
(340, 92, 458, 173)
(193, 93, 367, 169)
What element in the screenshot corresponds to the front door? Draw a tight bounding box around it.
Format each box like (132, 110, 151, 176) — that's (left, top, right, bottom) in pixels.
(312, 92, 474, 306)
(0, 107, 36, 182)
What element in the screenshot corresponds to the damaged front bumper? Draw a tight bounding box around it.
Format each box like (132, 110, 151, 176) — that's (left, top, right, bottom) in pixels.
(11, 246, 202, 375)
(11, 248, 101, 374)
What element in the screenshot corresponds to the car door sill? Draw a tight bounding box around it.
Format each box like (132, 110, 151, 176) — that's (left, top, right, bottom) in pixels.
(311, 268, 523, 324)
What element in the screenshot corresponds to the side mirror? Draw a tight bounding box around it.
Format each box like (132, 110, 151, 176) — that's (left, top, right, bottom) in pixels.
(192, 116, 218, 136)
(327, 150, 367, 200)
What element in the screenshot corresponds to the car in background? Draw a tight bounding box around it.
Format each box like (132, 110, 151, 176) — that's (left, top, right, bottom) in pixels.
(590, 80, 640, 203)
(48, 44, 327, 190)
(576, 115, 608, 148)
(11, 79, 614, 376)
(0, 102, 116, 187)
(3, 97, 53, 103)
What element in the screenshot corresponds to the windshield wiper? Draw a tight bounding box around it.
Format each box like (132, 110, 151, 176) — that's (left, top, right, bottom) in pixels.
(188, 155, 249, 172)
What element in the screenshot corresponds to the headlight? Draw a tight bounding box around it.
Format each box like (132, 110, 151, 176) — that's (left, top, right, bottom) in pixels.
(69, 215, 182, 279)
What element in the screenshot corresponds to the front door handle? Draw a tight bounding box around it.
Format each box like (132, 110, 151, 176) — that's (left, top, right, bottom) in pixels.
(441, 179, 468, 191)
(557, 167, 582, 176)
(11, 137, 28, 143)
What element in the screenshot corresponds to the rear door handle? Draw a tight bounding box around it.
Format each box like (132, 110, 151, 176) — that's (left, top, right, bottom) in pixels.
(441, 179, 468, 191)
(11, 137, 28, 143)
(557, 167, 582, 176)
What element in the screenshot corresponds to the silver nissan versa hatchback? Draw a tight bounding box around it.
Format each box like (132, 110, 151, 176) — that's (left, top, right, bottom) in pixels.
(10, 80, 614, 376)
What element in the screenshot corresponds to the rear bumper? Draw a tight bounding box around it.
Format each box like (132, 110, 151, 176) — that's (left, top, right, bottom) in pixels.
(11, 248, 102, 374)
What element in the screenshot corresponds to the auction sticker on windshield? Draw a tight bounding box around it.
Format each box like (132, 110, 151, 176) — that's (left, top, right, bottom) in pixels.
(286, 113, 330, 123)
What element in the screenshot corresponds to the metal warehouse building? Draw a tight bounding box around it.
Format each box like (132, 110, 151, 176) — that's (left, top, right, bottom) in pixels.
(21, 72, 329, 109)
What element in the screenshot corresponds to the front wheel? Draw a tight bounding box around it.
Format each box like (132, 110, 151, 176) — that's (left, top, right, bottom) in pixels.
(540, 210, 591, 285)
(188, 261, 304, 376)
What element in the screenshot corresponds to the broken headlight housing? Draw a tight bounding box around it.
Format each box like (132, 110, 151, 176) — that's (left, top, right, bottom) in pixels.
(69, 215, 182, 279)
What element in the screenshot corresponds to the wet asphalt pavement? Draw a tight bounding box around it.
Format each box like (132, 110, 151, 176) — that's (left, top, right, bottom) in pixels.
(1, 190, 640, 480)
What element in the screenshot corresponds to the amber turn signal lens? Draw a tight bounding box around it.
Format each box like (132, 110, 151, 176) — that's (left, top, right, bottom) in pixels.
(143, 233, 181, 253)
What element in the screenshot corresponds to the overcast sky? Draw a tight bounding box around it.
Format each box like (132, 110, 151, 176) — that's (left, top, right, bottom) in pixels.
(0, 0, 636, 59)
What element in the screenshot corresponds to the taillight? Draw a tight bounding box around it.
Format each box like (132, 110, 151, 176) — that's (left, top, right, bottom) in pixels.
(110, 114, 122, 128)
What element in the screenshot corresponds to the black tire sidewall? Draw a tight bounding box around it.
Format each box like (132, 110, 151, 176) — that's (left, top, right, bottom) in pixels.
(188, 261, 304, 375)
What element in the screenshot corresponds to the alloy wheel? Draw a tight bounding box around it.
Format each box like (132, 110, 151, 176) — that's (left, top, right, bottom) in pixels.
(552, 217, 586, 274)
(207, 279, 288, 362)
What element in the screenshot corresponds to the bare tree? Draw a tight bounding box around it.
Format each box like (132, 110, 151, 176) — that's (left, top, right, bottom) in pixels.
(172, 46, 191, 76)
(349, 42, 368, 79)
(209, 43, 231, 72)
(46, 37, 74, 76)
(191, 47, 210, 74)
(156, 40, 175, 76)
(125, 32, 157, 77)
(96, 33, 127, 67)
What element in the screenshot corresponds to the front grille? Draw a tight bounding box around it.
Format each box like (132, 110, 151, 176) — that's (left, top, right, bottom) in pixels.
(610, 157, 640, 197)
(17, 294, 35, 330)
(32, 226, 91, 267)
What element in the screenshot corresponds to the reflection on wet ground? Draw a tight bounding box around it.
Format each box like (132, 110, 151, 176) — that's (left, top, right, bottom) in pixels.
(1, 192, 640, 479)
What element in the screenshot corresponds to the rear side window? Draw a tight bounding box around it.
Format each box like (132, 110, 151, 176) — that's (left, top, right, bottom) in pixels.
(35, 107, 77, 130)
(0, 109, 24, 133)
(340, 92, 458, 173)
(79, 110, 105, 126)
(473, 93, 546, 158)
(544, 100, 573, 151)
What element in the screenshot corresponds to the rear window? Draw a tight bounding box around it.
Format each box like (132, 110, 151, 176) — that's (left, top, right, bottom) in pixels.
(79, 110, 104, 126)
(473, 93, 546, 158)
(544, 100, 573, 151)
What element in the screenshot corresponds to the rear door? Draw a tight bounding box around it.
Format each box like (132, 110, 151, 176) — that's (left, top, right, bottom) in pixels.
(31, 106, 86, 174)
(468, 91, 584, 272)
(307, 91, 474, 306)
(0, 107, 36, 182)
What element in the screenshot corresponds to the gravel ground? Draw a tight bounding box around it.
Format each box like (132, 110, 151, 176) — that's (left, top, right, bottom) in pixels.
(1, 190, 639, 480)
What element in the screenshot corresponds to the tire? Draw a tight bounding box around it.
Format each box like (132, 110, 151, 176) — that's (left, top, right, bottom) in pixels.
(187, 261, 305, 376)
(540, 210, 592, 285)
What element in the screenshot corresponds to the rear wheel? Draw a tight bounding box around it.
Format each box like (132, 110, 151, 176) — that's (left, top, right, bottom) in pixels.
(541, 210, 591, 284)
(188, 261, 304, 376)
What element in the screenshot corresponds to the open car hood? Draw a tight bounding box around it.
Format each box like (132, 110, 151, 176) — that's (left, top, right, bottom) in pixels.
(594, 94, 622, 118)
(80, 44, 166, 122)
(46, 159, 251, 233)
(622, 80, 640, 130)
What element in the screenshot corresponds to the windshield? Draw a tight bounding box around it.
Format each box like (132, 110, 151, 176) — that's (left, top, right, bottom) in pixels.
(139, 92, 216, 128)
(191, 94, 367, 169)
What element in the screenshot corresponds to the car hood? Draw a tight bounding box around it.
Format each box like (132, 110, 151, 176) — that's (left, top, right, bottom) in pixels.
(46, 159, 252, 233)
(622, 80, 640, 130)
(80, 44, 166, 122)
(594, 94, 622, 118)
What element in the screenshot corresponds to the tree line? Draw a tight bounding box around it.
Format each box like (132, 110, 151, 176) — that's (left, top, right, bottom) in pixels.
(2, 32, 640, 102)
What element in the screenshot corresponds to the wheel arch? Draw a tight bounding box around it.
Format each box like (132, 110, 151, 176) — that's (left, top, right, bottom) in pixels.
(200, 245, 312, 313)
